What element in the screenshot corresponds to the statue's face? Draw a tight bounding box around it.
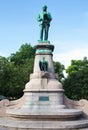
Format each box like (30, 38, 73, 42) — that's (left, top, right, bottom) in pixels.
(43, 6, 47, 12)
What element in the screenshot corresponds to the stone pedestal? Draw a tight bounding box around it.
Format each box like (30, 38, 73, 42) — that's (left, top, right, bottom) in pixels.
(33, 43, 55, 73)
(0, 41, 88, 129)
(6, 42, 83, 120)
(22, 42, 66, 111)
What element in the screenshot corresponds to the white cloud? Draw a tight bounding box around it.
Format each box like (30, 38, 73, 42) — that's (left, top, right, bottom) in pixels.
(54, 48, 88, 68)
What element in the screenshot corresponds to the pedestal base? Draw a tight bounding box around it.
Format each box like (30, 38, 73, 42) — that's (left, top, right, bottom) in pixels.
(7, 108, 82, 120)
(0, 117, 88, 130)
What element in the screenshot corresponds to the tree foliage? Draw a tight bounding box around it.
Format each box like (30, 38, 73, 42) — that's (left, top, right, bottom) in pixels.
(10, 43, 35, 65)
(0, 43, 35, 99)
(53, 61, 65, 81)
(63, 57, 88, 100)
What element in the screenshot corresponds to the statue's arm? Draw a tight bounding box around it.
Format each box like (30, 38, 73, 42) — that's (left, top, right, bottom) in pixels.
(48, 13, 52, 22)
(37, 14, 42, 22)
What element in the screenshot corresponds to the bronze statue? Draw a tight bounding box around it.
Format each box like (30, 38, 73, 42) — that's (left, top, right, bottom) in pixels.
(39, 57, 48, 71)
(37, 5, 52, 41)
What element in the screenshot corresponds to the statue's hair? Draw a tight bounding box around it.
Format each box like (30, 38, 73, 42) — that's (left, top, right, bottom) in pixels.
(42, 5, 47, 9)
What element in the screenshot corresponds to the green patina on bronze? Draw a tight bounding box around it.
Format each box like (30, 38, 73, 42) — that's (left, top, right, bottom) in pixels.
(36, 49, 52, 54)
(34, 44, 54, 52)
(39, 57, 48, 71)
(39, 96, 49, 101)
(37, 5, 52, 42)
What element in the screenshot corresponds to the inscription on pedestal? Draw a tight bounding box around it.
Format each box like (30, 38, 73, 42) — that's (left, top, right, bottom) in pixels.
(39, 96, 49, 101)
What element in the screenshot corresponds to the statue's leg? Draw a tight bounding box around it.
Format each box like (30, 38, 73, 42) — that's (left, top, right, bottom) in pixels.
(40, 25, 43, 41)
(44, 25, 49, 41)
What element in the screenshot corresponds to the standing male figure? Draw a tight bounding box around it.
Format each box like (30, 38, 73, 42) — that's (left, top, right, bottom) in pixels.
(37, 5, 52, 41)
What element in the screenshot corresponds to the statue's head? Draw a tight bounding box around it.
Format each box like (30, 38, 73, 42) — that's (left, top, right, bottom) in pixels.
(42, 5, 47, 11)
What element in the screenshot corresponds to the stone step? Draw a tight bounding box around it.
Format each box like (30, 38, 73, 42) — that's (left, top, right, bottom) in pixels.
(0, 117, 88, 130)
(6, 108, 82, 121)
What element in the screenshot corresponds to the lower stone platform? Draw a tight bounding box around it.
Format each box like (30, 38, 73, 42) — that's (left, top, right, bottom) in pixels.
(0, 117, 88, 130)
(7, 108, 82, 120)
(0, 97, 88, 129)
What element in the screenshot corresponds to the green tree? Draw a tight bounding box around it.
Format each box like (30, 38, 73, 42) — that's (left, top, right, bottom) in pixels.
(0, 56, 9, 96)
(53, 61, 65, 82)
(0, 43, 35, 99)
(8, 43, 35, 98)
(63, 57, 88, 100)
(10, 43, 35, 65)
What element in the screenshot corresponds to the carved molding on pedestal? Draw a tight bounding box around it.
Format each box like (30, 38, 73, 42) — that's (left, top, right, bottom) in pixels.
(64, 96, 88, 118)
(30, 71, 58, 80)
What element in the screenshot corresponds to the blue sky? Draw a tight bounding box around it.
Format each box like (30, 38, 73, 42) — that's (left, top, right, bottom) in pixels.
(0, 0, 88, 68)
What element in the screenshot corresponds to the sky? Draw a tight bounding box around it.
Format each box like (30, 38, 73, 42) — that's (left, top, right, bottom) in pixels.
(0, 0, 88, 68)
